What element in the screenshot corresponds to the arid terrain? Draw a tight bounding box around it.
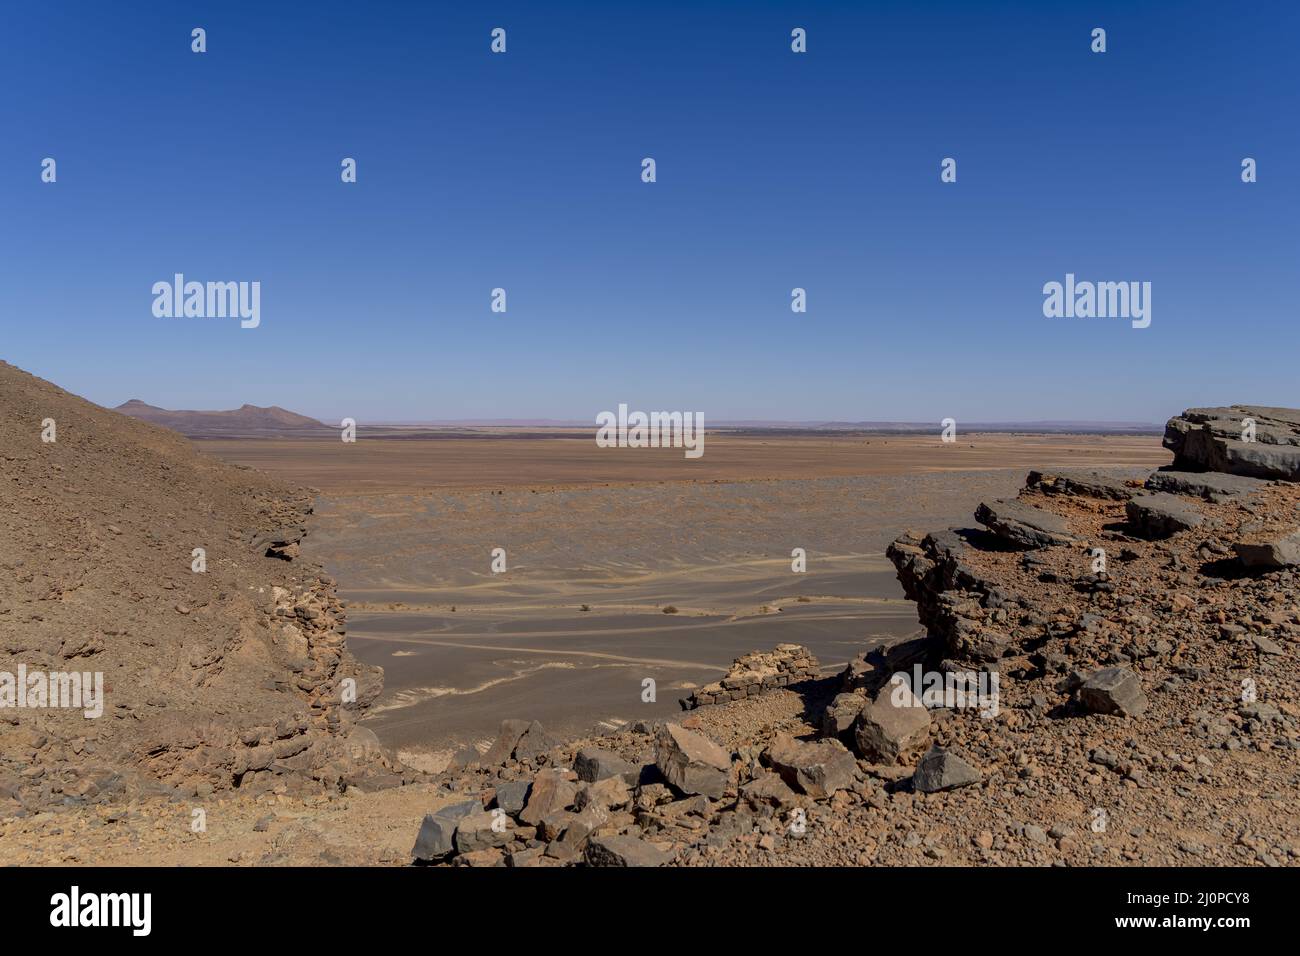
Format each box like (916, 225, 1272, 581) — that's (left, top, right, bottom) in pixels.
(3, 362, 1296, 869)
(207, 432, 1170, 766)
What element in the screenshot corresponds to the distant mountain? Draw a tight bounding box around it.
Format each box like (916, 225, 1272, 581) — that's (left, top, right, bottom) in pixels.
(114, 400, 331, 438)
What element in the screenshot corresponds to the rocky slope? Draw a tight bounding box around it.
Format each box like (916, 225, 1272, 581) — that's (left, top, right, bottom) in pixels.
(0, 362, 398, 815)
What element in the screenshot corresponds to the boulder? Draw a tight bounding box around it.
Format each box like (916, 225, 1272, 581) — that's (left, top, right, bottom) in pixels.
(519, 769, 579, 826)
(511, 720, 561, 762)
(411, 798, 481, 861)
(765, 733, 857, 798)
(1078, 667, 1148, 717)
(489, 780, 531, 817)
(453, 810, 514, 854)
(574, 747, 639, 784)
(740, 771, 800, 811)
(822, 693, 866, 740)
(853, 681, 932, 763)
(583, 833, 672, 867)
(1234, 530, 1300, 568)
(1164, 406, 1300, 481)
(482, 718, 531, 765)
(912, 747, 981, 793)
(507, 847, 547, 868)
(555, 805, 611, 849)
(537, 810, 577, 842)
(975, 498, 1076, 549)
(654, 723, 732, 799)
(576, 775, 631, 811)
(1125, 492, 1202, 538)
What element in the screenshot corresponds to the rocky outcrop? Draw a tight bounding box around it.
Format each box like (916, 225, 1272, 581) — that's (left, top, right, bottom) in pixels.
(679, 643, 820, 709)
(1164, 405, 1300, 480)
(1027, 468, 1138, 500)
(1144, 469, 1268, 502)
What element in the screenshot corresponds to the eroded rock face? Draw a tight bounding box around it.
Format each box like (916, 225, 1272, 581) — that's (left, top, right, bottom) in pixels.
(1164, 406, 1300, 480)
(0, 361, 395, 808)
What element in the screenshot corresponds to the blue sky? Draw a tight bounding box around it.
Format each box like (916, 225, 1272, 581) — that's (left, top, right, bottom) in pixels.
(3, 1, 1296, 423)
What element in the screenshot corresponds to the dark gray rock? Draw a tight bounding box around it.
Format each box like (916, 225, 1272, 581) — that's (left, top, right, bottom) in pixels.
(1078, 667, 1148, 717)
(584, 833, 672, 867)
(512, 720, 561, 762)
(1125, 492, 1203, 538)
(574, 747, 639, 784)
(912, 746, 981, 793)
(1234, 530, 1300, 568)
(975, 498, 1076, 549)
(411, 798, 482, 861)
(1164, 406, 1300, 481)
(1145, 469, 1269, 501)
(490, 780, 531, 817)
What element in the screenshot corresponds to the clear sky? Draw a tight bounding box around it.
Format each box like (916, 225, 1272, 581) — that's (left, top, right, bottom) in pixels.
(3, 1, 1296, 423)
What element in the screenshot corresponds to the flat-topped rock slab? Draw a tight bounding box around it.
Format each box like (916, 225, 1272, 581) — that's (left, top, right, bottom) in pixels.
(975, 498, 1076, 549)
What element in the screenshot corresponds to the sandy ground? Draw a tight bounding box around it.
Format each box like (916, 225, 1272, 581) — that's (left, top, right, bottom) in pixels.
(201, 432, 1167, 494)
(204, 434, 1171, 765)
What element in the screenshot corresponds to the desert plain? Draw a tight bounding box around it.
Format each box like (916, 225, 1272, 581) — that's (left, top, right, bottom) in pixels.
(207, 431, 1171, 769)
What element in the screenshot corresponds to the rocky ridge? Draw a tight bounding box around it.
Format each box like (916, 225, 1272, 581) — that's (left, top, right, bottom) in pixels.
(0, 361, 400, 815)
